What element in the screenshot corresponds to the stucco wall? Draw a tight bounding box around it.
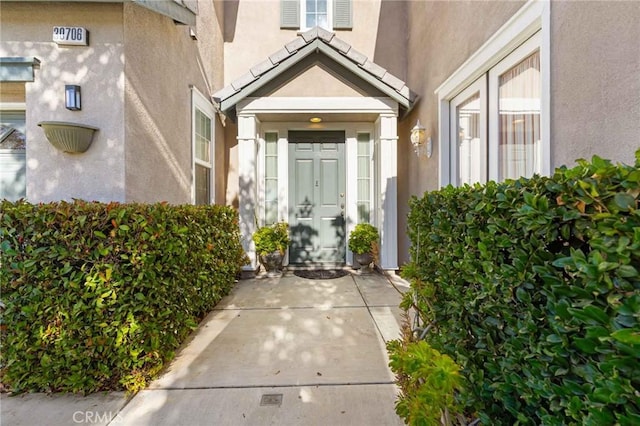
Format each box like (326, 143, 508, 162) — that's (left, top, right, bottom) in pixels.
(1, 2, 126, 202)
(223, 0, 387, 85)
(550, 0, 640, 167)
(123, 2, 224, 204)
(398, 0, 525, 265)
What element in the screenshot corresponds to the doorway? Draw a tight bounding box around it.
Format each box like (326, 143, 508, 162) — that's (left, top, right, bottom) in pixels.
(288, 131, 346, 264)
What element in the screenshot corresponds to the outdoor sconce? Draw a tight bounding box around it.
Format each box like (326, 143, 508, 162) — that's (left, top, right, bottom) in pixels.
(65, 85, 81, 111)
(410, 120, 432, 158)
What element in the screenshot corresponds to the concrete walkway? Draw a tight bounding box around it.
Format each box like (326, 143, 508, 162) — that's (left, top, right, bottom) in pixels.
(1, 271, 409, 426)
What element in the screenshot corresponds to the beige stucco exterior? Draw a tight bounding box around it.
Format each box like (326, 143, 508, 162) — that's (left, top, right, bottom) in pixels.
(1, 2, 126, 202)
(1, 1, 225, 204)
(549, 0, 640, 167)
(122, 2, 223, 204)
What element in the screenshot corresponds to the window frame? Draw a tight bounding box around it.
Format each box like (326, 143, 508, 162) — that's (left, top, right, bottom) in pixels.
(488, 33, 541, 182)
(191, 87, 215, 205)
(300, 0, 334, 31)
(449, 76, 487, 186)
(435, 0, 550, 187)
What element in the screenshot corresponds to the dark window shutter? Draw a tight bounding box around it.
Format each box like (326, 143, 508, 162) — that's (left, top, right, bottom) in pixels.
(333, 0, 352, 30)
(280, 0, 300, 29)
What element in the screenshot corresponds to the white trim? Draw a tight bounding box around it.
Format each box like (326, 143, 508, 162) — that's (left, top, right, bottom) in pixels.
(237, 97, 398, 115)
(436, 0, 550, 187)
(191, 87, 216, 204)
(0, 103, 26, 111)
(435, 0, 546, 99)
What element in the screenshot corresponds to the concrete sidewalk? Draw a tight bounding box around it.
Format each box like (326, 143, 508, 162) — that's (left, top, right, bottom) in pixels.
(1, 270, 409, 426)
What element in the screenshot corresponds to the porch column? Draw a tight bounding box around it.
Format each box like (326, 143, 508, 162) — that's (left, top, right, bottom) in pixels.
(238, 114, 259, 271)
(377, 113, 398, 270)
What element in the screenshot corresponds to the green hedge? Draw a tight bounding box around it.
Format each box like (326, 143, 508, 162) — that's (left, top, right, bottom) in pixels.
(0, 201, 247, 394)
(397, 152, 640, 424)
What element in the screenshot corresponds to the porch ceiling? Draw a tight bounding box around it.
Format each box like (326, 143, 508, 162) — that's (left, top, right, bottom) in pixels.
(213, 26, 418, 122)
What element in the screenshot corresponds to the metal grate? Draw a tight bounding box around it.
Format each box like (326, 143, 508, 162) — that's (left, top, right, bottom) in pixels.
(260, 394, 283, 407)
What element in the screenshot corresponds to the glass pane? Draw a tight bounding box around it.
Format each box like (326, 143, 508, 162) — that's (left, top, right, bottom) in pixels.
(357, 202, 370, 223)
(357, 134, 370, 155)
(0, 110, 26, 149)
(265, 157, 278, 176)
(306, 14, 316, 28)
(357, 157, 369, 177)
(195, 109, 212, 163)
(498, 50, 541, 180)
(317, 14, 328, 28)
(264, 132, 278, 222)
(265, 202, 278, 225)
(195, 164, 210, 205)
(357, 179, 370, 200)
(317, 0, 327, 13)
(265, 179, 278, 201)
(456, 92, 482, 185)
(306, 0, 316, 13)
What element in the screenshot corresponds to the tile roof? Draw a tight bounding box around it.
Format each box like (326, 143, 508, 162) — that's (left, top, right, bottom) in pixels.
(213, 26, 417, 120)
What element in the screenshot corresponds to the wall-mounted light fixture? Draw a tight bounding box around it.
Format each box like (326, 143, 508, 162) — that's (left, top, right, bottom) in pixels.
(65, 85, 81, 111)
(410, 120, 432, 158)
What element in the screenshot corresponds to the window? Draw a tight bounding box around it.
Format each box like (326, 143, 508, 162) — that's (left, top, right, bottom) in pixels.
(280, 0, 352, 31)
(192, 89, 215, 205)
(491, 48, 541, 181)
(450, 78, 487, 186)
(436, 0, 549, 187)
(264, 132, 279, 224)
(0, 107, 27, 201)
(303, 0, 329, 29)
(356, 132, 371, 223)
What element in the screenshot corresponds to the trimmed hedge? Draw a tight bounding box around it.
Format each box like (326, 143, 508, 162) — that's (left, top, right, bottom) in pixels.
(0, 201, 247, 394)
(397, 152, 640, 424)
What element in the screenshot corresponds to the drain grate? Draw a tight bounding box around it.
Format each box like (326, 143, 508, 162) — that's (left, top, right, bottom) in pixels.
(260, 393, 283, 407)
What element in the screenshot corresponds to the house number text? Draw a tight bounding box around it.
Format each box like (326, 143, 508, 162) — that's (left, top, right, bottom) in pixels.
(52, 27, 88, 46)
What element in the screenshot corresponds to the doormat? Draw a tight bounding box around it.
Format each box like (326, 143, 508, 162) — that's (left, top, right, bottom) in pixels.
(293, 269, 349, 280)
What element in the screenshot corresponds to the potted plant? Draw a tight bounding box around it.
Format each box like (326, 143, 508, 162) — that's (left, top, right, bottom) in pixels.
(348, 223, 379, 270)
(252, 222, 290, 274)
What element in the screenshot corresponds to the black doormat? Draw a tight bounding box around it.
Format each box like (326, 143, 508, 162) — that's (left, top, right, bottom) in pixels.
(293, 269, 349, 280)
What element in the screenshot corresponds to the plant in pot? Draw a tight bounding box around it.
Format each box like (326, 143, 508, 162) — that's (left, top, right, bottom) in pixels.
(252, 222, 290, 275)
(348, 223, 379, 271)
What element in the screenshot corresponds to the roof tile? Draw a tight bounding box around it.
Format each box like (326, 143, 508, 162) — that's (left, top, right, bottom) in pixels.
(381, 72, 406, 92)
(212, 85, 238, 103)
(317, 27, 335, 43)
(301, 27, 318, 42)
(231, 72, 257, 91)
(328, 36, 351, 54)
(215, 26, 417, 116)
(360, 60, 387, 79)
(345, 48, 367, 66)
(269, 48, 293, 65)
(285, 36, 307, 54)
(250, 59, 276, 78)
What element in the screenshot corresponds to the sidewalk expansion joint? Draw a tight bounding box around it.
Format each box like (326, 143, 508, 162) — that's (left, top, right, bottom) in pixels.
(212, 305, 367, 311)
(149, 381, 396, 391)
